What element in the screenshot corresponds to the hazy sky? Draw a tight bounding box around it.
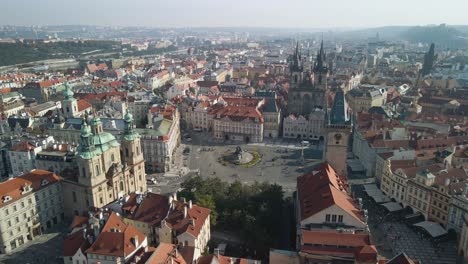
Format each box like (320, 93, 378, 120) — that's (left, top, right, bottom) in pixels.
(1, 0, 467, 28)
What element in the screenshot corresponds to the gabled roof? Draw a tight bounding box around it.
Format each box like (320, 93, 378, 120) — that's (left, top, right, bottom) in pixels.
(85, 212, 145, 257)
(145, 243, 187, 264)
(297, 162, 364, 224)
(385, 252, 420, 264)
(123, 193, 170, 226)
(77, 99, 92, 112)
(164, 201, 211, 238)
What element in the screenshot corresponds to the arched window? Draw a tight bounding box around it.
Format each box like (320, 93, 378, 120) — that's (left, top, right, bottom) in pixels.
(95, 165, 100, 176)
(119, 181, 124, 191)
(126, 148, 129, 157)
(111, 154, 115, 162)
(82, 167, 86, 178)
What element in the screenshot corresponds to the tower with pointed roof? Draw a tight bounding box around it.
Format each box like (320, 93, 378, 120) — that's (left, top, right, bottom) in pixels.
(62, 82, 79, 118)
(313, 40, 329, 88)
(290, 41, 304, 85)
(121, 110, 145, 177)
(324, 88, 351, 177)
(287, 41, 327, 116)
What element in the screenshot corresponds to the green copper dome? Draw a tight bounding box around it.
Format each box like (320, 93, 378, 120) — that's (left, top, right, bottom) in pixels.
(80, 122, 92, 136)
(124, 110, 133, 122)
(63, 83, 76, 101)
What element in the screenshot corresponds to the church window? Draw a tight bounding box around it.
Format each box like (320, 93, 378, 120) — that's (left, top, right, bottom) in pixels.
(126, 148, 129, 157)
(95, 165, 100, 176)
(66, 107, 70, 113)
(111, 154, 115, 162)
(72, 192, 77, 203)
(119, 181, 124, 191)
(82, 167, 86, 178)
(294, 75, 298, 83)
(136, 146, 140, 155)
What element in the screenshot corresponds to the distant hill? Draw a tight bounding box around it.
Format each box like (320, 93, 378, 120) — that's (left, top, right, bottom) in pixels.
(400, 24, 467, 48)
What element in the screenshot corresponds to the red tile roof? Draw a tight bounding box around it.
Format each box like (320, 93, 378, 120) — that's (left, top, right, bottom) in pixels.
(297, 162, 364, 224)
(145, 243, 187, 264)
(164, 201, 210, 238)
(0, 170, 61, 208)
(197, 255, 250, 264)
(211, 105, 263, 123)
(85, 212, 146, 257)
(63, 228, 91, 257)
(123, 193, 169, 226)
(10, 141, 36, 151)
(302, 230, 370, 247)
(77, 99, 92, 112)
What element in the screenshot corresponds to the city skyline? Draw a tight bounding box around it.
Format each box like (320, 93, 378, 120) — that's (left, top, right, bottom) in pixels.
(1, 0, 468, 28)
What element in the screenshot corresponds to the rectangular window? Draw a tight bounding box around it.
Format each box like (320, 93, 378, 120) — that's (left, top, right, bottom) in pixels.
(338, 215, 343, 223)
(325, 214, 331, 222)
(332, 215, 337, 222)
(72, 192, 77, 203)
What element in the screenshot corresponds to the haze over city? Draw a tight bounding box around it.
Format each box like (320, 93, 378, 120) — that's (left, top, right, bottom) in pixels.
(2, 0, 468, 28)
(1, 1, 468, 264)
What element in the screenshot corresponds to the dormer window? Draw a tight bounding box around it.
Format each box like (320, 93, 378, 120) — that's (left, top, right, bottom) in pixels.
(41, 179, 49, 186)
(3, 195, 12, 203)
(22, 184, 32, 194)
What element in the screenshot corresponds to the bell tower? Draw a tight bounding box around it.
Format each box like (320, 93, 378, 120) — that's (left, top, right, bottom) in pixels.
(313, 40, 328, 89)
(121, 110, 147, 193)
(290, 41, 303, 85)
(62, 82, 78, 118)
(324, 88, 351, 177)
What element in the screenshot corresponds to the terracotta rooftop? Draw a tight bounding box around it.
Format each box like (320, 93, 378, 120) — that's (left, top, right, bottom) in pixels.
(164, 200, 211, 238)
(145, 243, 187, 264)
(302, 230, 370, 247)
(10, 141, 36, 151)
(297, 162, 364, 224)
(77, 99, 92, 112)
(85, 212, 145, 257)
(123, 193, 170, 227)
(0, 170, 61, 209)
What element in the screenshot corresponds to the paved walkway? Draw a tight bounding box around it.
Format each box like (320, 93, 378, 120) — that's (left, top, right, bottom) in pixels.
(353, 184, 458, 264)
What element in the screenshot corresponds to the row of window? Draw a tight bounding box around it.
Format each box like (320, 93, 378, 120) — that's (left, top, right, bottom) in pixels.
(325, 214, 344, 223)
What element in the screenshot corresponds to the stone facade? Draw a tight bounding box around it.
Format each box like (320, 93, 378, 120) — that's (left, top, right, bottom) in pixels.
(62, 113, 146, 218)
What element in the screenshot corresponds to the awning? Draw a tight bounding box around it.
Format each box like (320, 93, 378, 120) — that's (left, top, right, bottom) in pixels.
(347, 159, 365, 172)
(366, 190, 391, 203)
(413, 221, 448, 238)
(381, 202, 403, 212)
(363, 184, 379, 192)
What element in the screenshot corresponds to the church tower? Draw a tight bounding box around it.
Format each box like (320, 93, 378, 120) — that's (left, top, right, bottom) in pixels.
(313, 40, 328, 89)
(324, 88, 351, 177)
(62, 83, 78, 118)
(290, 41, 304, 85)
(121, 110, 147, 193)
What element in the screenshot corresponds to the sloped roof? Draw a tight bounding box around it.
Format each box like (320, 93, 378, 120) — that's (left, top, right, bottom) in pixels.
(85, 212, 145, 257)
(297, 162, 364, 224)
(0, 170, 61, 209)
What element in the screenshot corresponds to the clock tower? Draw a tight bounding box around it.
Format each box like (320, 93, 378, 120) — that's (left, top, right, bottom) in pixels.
(324, 88, 351, 177)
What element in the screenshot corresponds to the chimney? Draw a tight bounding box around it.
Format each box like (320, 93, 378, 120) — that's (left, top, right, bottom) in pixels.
(184, 206, 187, 218)
(189, 200, 192, 209)
(133, 235, 139, 248)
